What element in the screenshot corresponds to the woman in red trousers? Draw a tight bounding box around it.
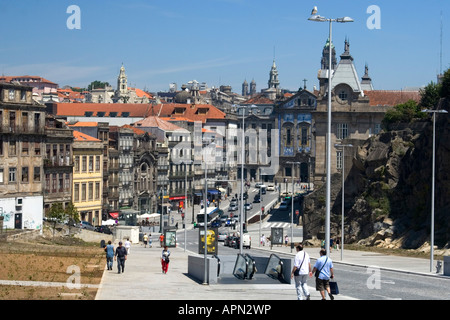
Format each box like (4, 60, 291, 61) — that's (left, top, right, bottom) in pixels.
(161, 246, 170, 274)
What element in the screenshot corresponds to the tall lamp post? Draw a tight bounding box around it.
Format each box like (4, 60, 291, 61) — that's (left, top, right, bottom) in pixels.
(334, 143, 352, 261)
(286, 161, 300, 253)
(183, 160, 193, 252)
(308, 8, 353, 257)
(421, 109, 448, 272)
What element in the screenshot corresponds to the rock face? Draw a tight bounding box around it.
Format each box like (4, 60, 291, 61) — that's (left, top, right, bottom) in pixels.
(303, 113, 449, 250)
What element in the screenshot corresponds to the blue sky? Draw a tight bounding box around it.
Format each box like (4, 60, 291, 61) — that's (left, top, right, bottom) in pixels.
(0, 0, 449, 93)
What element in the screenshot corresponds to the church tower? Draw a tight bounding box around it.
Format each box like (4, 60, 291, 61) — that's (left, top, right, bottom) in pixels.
(318, 38, 337, 96)
(117, 64, 129, 102)
(250, 79, 256, 96)
(268, 59, 280, 90)
(242, 79, 249, 97)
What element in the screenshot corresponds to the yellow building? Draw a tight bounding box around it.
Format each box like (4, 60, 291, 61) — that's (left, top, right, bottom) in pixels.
(72, 130, 103, 226)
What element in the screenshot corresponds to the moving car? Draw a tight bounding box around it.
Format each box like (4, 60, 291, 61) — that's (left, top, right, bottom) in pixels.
(253, 194, 261, 203)
(267, 185, 275, 191)
(244, 203, 253, 210)
(95, 225, 112, 234)
(218, 231, 228, 242)
(228, 203, 238, 211)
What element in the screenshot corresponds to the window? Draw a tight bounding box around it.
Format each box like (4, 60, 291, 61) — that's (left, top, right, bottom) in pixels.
(45, 174, 51, 193)
(286, 128, 291, 146)
(74, 156, 80, 172)
(89, 156, 93, 172)
(0, 168, 3, 183)
(21, 167, 29, 183)
(9, 141, 16, 156)
(82, 156, 87, 172)
(34, 142, 41, 155)
(20, 90, 26, 101)
(9, 167, 17, 182)
(9, 89, 15, 101)
(338, 90, 348, 101)
(74, 183, 80, 202)
(337, 151, 343, 170)
(95, 156, 100, 171)
(81, 183, 86, 201)
(375, 124, 381, 134)
(89, 182, 93, 201)
(33, 167, 41, 182)
(95, 182, 100, 200)
(301, 127, 308, 146)
(64, 173, 70, 192)
(337, 123, 348, 140)
(22, 141, 29, 155)
(9, 111, 16, 132)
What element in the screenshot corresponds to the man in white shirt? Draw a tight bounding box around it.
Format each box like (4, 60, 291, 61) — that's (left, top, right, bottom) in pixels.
(290, 243, 312, 300)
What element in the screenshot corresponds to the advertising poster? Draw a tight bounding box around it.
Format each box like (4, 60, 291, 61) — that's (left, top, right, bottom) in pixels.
(198, 228, 218, 255)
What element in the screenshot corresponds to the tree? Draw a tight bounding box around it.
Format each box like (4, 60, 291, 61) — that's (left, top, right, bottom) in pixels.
(382, 99, 425, 130)
(88, 80, 110, 91)
(64, 202, 80, 236)
(419, 81, 441, 110)
(439, 68, 450, 99)
(47, 203, 65, 240)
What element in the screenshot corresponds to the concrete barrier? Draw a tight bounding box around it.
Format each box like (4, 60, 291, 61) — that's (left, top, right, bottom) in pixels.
(187, 255, 218, 284)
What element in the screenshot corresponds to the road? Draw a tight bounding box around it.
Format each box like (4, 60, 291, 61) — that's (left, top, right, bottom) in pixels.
(173, 186, 450, 300)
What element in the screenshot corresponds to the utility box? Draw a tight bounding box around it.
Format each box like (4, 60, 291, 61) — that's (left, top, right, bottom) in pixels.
(444, 256, 450, 276)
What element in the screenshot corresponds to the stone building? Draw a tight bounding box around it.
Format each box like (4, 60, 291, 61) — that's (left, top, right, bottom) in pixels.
(43, 115, 74, 215)
(0, 82, 46, 230)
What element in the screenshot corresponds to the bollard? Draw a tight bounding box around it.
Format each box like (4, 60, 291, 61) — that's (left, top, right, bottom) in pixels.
(436, 261, 442, 274)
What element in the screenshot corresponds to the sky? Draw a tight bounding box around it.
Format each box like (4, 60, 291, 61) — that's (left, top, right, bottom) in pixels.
(0, 0, 449, 94)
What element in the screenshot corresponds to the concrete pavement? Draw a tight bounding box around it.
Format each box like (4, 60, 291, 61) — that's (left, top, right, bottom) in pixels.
(95, 227, 447, 301)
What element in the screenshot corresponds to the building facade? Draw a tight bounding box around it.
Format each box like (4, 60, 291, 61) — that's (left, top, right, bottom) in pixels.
(72, 130, 103, 226)
(0, 82, 46, 230)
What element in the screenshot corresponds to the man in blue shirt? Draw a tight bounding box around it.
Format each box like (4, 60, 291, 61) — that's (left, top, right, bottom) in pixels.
(312, 249, 335, 300)
(104, 240, 115, 270)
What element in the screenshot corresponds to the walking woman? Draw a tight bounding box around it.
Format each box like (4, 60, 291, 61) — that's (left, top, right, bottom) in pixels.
(161, 246, 171, 274)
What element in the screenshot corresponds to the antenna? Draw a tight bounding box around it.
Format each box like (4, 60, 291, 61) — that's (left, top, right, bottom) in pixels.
(440, 11, 443, 75)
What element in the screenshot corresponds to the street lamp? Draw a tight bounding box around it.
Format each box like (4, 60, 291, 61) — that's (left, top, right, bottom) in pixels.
(286, 161, 300, 253)
(334, 143, 352, 261)
(421, 109, 448, 272)
(183, 160, 193, 252)
(308, 8, 354, 257)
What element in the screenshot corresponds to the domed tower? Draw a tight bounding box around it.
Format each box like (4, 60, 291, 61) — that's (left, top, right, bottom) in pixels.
(242, 79, 249, 97)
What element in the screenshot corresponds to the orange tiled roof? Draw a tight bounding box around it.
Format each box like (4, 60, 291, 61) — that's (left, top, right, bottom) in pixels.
(365, 90, 420, 107)
(68, 122, 98, 127)
(121, 124, 147, 135)
(0, 75, 57, 85)
(72, 130, 101, 142)
(133, 116, 188, 132)
(242, 94, 274, 105)
(50, 103, 226, 123)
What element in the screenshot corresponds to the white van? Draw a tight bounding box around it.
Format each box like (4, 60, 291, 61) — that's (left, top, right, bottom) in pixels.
(242, 233, 251, 249)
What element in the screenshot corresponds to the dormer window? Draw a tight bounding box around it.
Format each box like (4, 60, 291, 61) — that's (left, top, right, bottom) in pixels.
(197, 108, 209, 114)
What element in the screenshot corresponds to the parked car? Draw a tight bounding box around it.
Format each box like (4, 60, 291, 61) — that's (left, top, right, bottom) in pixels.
(279, 201, 289, 210)
(95, 225, 112, 234)
(244, 203, 252, 210)
(267, 185, 275, 191)
(80, 221, 95, 231)
(255, 182, 262, 188)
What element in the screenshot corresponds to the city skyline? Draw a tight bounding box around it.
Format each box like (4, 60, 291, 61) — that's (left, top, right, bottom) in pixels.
(0, 0, 449, 93)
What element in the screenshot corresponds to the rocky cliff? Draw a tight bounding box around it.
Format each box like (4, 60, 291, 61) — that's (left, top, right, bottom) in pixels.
(303, 109, 449, 252)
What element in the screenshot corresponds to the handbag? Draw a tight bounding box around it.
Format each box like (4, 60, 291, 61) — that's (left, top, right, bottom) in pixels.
(293, 252, 306, 276)
(315, 257, 328, 278)
(330, 281, 339, 295)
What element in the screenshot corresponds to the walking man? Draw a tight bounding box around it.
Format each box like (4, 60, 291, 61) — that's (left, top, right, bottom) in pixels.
(114, 241, 128, 274)
(104, 240, 115, 270)
(312, 249, 335, 300)
(290, 244, 312, 300)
